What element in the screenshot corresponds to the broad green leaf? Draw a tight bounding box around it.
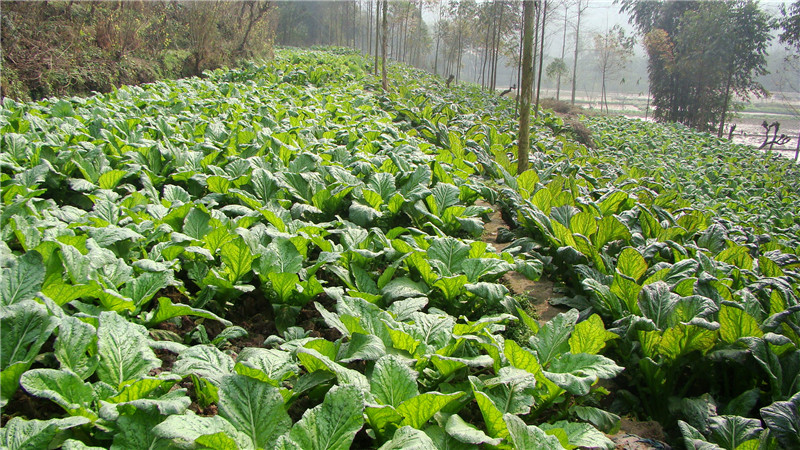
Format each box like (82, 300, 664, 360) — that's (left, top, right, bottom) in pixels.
(397, 391, 465, 429)
(1, 363, 30, 408)
(406, 252, 438, 286)
(427, 183, 460, 215)
(697, 224, 728, 255)
(570, 405, 621, 434)
(594, 216, 631, 249)
(461, 258, 514, 283)
(382, 277, 428, 302)
(368, 172, 397, 201)
(110, 410, 171, 450)
(0, 251, 45, 306)
(465, 282, 508, 304)
(96, 311, 161, 388)
(204, 227, 236, 254)
(63, 439, 107, 450)
(423, 425, 475, 450)
(154, 412, 249, 449)
(758, 256, 784, 278)
(434, 275, 468, 301)
(260, 238, 303, 274)
(88, 226, 144, 248)
(54, 315, 98, 380)
(717, 244, 754, 270)
(269, 272, 299, 303)
(445, 414, 503, 446)
(207, 175, 233, 194)
(569, 212, 597, 238)
(427, 237, 470, 276)
(106, 376, 175, 404)
(173, 345, 234, 386)
(184, 208, 213, 240)
(97, 169, 128, 190)
(517, 170, 540, 199)
(638, 282, 679, 330)
(194, 432, 240, 450)
(719, 304, 763, 344)
(658, 324, 718, 361)
(221, 238, 255, 282)
(529, 309, 579, 367)
(616, 247, 647, 280)
(598, 191, 630, 216)
(378, 426, 437, 450)
(0, 416, 90, 450)
(236, 348, 298, 385)
(146, 296, 232, 327)
(539, 421, 614, 450)
(365, 404, 404, 437)
(296, 348, 369, 391)
(708, 415, 763, 450)
(218, 374, 291, 449)
(42, 282, 100, 306)
(370, 355, 419, 408)
(289, 384, 365, 450)
(760, 393, 800, 449)
(568, 314, 617, 355)
(503, 414, 564, 449)
(1, 300, 58, 371)
(544, 353, 623, 395)
(20, 369, 95, 417)
(120, 271, 172, 308)
(338, 332, 386, 363)
(504, 339, 542, 375)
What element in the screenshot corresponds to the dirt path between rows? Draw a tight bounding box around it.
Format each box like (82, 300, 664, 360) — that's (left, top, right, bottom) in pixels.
(479, 203, 564, 324)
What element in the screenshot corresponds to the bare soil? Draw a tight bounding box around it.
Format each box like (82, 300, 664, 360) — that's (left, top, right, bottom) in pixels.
(479, 202, 565, 323)
(609, 418, 670, 450)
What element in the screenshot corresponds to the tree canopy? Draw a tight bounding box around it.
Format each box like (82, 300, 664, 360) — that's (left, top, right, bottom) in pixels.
(620, 0, 771, 132)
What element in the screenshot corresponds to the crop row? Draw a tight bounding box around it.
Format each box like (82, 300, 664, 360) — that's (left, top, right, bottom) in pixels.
(1, 48, 799, 449)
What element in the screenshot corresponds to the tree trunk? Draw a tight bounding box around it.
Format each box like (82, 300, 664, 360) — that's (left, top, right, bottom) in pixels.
(492, 2, 504, 91)
(557, 4, 568, 101)
(382, 0, 389, 91)
(368, 0, 372, 55)
(571, 0, 583, 105)
(434, 1, 442, 75)
(481, 18, 491, 89)
(535, 0, 547, 117)
(717, 63, 734, 138)
(532, 2, 540, 103)
(374, 0, 380, 76)
(518, 0, 535, 173)
(515, 3, 524, 116)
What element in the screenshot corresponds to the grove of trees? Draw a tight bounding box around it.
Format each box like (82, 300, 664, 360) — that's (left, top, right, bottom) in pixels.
(620, 0, 772, 134)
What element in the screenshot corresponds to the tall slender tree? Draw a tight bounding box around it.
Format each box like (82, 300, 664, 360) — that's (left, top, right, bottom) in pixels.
(534, 0, 547, 116)
(518, 0, 535, 173)
(382, 0, 389, 90)
(570, 0, 587, 105)
(375, 0, 381, 76)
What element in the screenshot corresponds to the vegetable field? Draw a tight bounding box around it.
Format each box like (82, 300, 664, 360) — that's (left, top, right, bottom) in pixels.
(1, 49, 799, 449)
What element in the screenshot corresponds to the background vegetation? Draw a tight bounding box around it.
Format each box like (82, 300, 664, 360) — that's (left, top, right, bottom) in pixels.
(1, 0, 275, 101)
